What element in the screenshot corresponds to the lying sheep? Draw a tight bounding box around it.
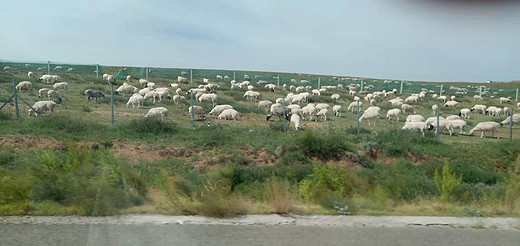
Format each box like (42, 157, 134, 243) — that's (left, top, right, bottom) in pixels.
(47, 90, 62, 103)
(126, 94, 144, 108)
(218, 109, 239, 121)
(333, 105, 342, 117)
(173, 95, 188, 107)
(53, 82, 68, 92)
(16, 81, 32, 92)
(459, 108, 472, 119)
(84, 89, 105, 101)
(386, 108, 401, 121)
(188, 106, 205, 119)
(402, 122, 433, 137)
(144, 107, 169, 121)
(209, 105, 233, 118)
(469, 122, 503, 139)
(28, 101, 56, 116)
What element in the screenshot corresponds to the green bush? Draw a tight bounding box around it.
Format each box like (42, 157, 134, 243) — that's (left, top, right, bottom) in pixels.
(435, 161, 463, 202)
(298, 130, 355, 160)
(299, 162, 355, 203)
(375, 128, 439, 157)
(122, 117, 178, 137)
(23, 115, 107, 135)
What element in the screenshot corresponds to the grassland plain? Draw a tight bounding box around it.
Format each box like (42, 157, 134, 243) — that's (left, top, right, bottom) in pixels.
(1, 61, 520, 218)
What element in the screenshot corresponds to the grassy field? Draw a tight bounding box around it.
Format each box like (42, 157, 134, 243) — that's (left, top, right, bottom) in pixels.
(1, 61, 520, 217)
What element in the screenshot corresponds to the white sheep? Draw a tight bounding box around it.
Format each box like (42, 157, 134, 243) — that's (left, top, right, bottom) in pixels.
(445, 115, 461, 121)
(331, 94, 340, 101)
(144, 107, 169, 121)
(16, 81, 32, 92)
(116, 84, 138, 97)
(290, 114, 301, 130)
(402, 122, 433, 137)
(66, 68, 73, 73)
(500, 97, 511, 104)
(474, 95, 483, 101)
(333, 105, 342, 117)
(126, 94, 144, 108)
(348, 101, 362, 112)
(316, 108, 328, 121)
(486, 106, 502, 117)
(265, 84, 277, 92)
(209, 105, 233, 118)
(316, 103, 329, 111)
(437, 95, 447, 103)
(3, 66, 11, 72)
(359, 110, 379, 126)
(126, 75, 132, 83)
(386, 108, 401, 121)
(173, 95, 188, 107)
(444, 101, 458, 107)
(53, 66, 63, 71)
(517, 102, 520, 110)
(53, 82, 69, 92)
(198, 93, 218, 105)
(243, 91, 260, 101)
(469, 122, 502, 139)
(47, 90, 62, 103)
(38, 88, 50, 100)
(28, 101, 57, 116)
(170, 83, 180, 89)
(145, 82, 156, 89)
(401, 104, 415, 114)
(258, 100, 273, 109)
(445, 119, 467, 136)
(38, 75, 60, 83)
(312, 89, 320, 96)
(471, 105, 487, 114)
(504, 107, 511, 117)
(28, 71, 36, 78)
(501, 114, 520, 125)
(144, 91, 161, 103)
(178, 76, 188, 83)
(218, 109, 239, 121)
(139, 79, 149, 87)
(459, 108, 471, 119)
(432, 104, 438, 115)
(406, 114, 425, 123)
(189, 106, 205, 119)
(425, 116, 446, 127)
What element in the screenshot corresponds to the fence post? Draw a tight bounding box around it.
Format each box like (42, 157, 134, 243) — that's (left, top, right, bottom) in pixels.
(357, 100, 360, 135)
(277, 75, 280, 87)
(96, 64, 99, 78)
(318, 77, 321, 89)
(47, 61, 50, 75)
(233, 72, 236, 81)
(436, 104, 440, 139)
(12, 79, 19, 119)
(190, 69, 193, 84)
(516, 89, 519, 102)
(360, 80, 364, 92)
(145, 67, 149, 80)
(282, 97, 287, 133)
(439, 84, 444, 96)
(190, 92, 195, 129)
(400, 81, 404, 94)
(479, 86, 482, 97)
(510, 108, 513, 140)
(110, 83, 114, 125)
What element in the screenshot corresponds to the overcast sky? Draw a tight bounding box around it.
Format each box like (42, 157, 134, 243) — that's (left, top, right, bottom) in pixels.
(1, 0, 519, 82)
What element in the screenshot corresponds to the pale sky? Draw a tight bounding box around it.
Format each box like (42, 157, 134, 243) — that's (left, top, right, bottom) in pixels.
(1, 0, 519, 82)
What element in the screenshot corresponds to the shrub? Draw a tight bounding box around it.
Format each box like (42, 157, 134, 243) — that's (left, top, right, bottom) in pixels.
(0, 111, 12, 120)
(375, 128, 439, 157)
(299, 162, 355, 203)
(123, 117, 178, 137)
(434, 161, 463, 202)
(263, 177, 296, 214)
(298, 130, 355, 160)
(504, 157, 520, 213)
(23, 115, 107, 135)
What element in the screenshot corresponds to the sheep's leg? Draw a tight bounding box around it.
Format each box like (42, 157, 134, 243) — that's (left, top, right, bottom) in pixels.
(421, 129, 425, 137)
(481, 131, 485, 138)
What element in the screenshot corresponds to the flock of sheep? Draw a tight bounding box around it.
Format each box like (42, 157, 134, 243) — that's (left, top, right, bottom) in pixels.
(5, 64, 519, 139)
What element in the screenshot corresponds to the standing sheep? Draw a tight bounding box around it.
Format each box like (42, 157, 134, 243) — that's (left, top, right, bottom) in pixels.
(316, 108, 329, 122)
(459, 108, 472, 119)
(290, 114, 301, 130)
(198, 93, 218, 105)
(126, 94, 144, 108)
(402, 122, 433, 137)
(16, 81, 32, 92)
(84, 89, 105, 102)
(218, 109, 239, 121)
(144, 107, 169, 121)
(469, 122, 503, 139)
(47, 90, 62, 103)
(28, 71, 36, 78)
(386, 108, 401, 121)
(28, 101, 57, 116)
(173, 95, 188, 107)
(53, 82, 69, 92)
(401, 104, 415, 114)
(38, 88, 50, 100)
(359, 110, 379, 126)
(188, 106, 205, 119)
(333, 105, 342, 117)
(209, 105, 233, 118)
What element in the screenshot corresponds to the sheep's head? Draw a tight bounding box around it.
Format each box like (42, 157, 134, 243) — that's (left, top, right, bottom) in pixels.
(28, 109, 34, 116)
(266, 114, 272, 121)
(427, 125, 434, 131)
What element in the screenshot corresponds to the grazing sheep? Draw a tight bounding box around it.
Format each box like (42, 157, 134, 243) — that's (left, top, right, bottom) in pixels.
(432, 104, 438, 115)
(173, 95, 188, 107)
(53, 82, 69, 92)
(169, 83, 179, 89)
(106, 75, 116, 84)
(38, 75, 60, 83)
(198, 93, 218, 105)
(139, 79, 149, 87)
(501, 114, 520, 125)
(348, 101, 362, 112)
(504, 107, 511, 117)
(139, 88, 151, 96)
(471, 105, 487, 114)
(116, 85, 138, 97)
(290, 114, 301, 130)
(218, 109, 239, 121)
(155, 88, 171, 100)
(402, 122, 433, 137)
(333, 105, 342, 117)
(243, 91, 260, 101)
(405, 95, 419, 103)
(265, 84, 277, 92)
(437, 96, 447, 103)
(28, 71, 36, 78)
(486, 106, 502, 117)
(144, 91, 161, 103)
(316, 103, 329, 111)
(258, 100, 273, 109)
(38, 88, 50, 100)
(126, 94, 144, 108)
(469, 122, 502, 139)
(16, 81, 32, 92)
(144, 107, 169, 121)
(216, 75, 223, 80)
(53, 66, 63, 71)
(28, 101, 56, 116)
(474, 95, 483, 101)
(386, 108, 401, 121)
(500, 97, 511, 104)
(145, 82, 156, 89)
(445, 119, 467, 136)
(209, 105, 233, 118)
(267, 103, 289, 121)
(444, 101, 458, 107)
(517, 102, 520, 110)
(445, 115, 461, 121)
(316, 108, 329, 121)
(406, 114, 425, 123)
(425, 116, 446, 127)
(359, 110, 379, 126)
(331, 94, 340, 101)
(126, 75, 132, 83)
(178, 76, 188, 83)
(84, 89, 105, 101)
(47, 90, 62, 103)
(189, 106, 205, 119)
(3, 66, 11, 72)
(302, 105, 316, 121)
(401, 104, 415, 114)
(459, 108, 472, 119)
(66, 68, 73, 73)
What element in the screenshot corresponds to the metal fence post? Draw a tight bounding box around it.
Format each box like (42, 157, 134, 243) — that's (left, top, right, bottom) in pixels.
(318, 77, 321, 89)
(233, 72, 236, 81)
(190, 69, 193, 84)
(360, 80, 364, 92)
(47, 61, 50, 75)
(479, 86, 482, 97)
(516, 89, 519, 102)
(439, 84, 444, 97)
(510, 108, 513, 140)
(110, 83, 114, 125)
(190, 92, 195, 129)
(145, 67, 149, 80)
(436, 104, 440, 139)
(96, 64, 99, 78)
(277, 75, 280, 87)
(12, 79, 19, 119)
(282, 97, 287, 133)
(357, 100, 360, 135)
(400, 81, 404, 94)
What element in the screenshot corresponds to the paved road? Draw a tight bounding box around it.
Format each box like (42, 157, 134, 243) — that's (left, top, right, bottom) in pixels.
(1, 224, 519, 246)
